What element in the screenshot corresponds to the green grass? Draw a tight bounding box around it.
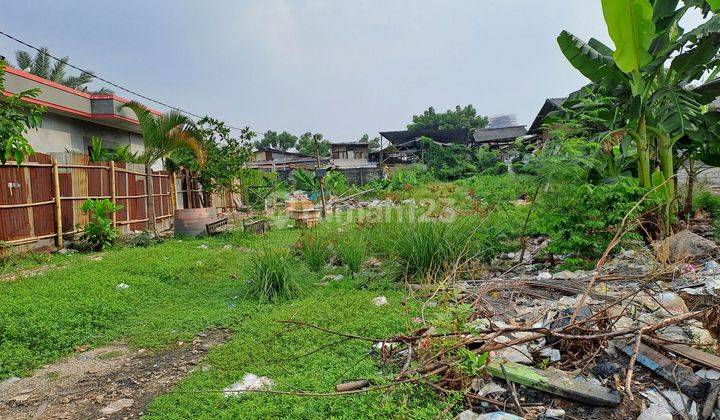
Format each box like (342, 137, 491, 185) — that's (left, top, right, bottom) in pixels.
(144, 285, 445, 419)
(0, 229, 298, 379)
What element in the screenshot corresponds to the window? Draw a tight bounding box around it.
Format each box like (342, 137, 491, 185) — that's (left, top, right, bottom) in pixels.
(333, 150, 348, 159)
(354, 150, 366, 159)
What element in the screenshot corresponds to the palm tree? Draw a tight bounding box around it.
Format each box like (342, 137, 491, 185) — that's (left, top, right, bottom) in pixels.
(121, 101, 205, 231)
(15, 47, 111, 93)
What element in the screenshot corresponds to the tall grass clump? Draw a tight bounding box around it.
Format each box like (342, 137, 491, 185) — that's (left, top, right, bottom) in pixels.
(336, 233, 367, 274)
(247, 251, 301, 303)
(367, 215, 516, 282)
(297, 230, 333, 271)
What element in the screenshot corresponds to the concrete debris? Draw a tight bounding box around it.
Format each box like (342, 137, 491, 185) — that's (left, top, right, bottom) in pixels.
(372, 296, 388, 306)
(223, 373, 274, 397)
(99, 398, 134, 415)
(695, 369, 720, 380)
(541, 408, 566, 419)
(539, 347, 561, 362)
(637, 404, 673, 420)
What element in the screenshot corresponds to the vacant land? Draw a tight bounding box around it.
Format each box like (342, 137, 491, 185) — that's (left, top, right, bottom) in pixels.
(0, 224, 444, 418)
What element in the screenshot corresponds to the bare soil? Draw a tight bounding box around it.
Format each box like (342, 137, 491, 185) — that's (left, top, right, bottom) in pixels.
(0, 329, 231, 419)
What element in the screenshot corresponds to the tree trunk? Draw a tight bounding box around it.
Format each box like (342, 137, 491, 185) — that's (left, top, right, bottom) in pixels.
(683, 158, 696, 219)
(637, 115, 651, 189)
(657, 131, 676, 230)
(146, 163, 157, 233)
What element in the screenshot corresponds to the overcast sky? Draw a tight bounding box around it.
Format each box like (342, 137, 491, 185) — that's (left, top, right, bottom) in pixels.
(0, 1, 707, 142)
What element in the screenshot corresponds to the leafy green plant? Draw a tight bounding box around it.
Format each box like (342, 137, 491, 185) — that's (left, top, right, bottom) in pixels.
(0, 61, 45, 164)
(324, 171, 350, 196)
(693, 190, 720, 217)
(336, 233, 367, 274)
(557, 0, 720, 231)
(247, 251, 301, 303)
(294, 169, 320, 193)
(539, 178, 650, 258)
(77, 199, 123, 252)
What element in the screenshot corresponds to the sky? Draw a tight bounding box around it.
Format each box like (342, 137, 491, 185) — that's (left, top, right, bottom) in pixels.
(0, 1, 707, 142)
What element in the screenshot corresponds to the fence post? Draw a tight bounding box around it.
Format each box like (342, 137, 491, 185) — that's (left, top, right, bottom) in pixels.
(109, 160, 117, 227)
(52, 157, 63, 248)
(169, 171, 178, 211)
(145, 164, 157, 232)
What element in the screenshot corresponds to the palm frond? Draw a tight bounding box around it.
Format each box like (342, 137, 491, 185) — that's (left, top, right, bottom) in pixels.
(30, 47, 51, 79)
(121, 101, 160, 163)
(63, 71, 94, 89)
(168, 126, 206, 166)
(49, 57, 69, 83)
(15, 50, 32, 71)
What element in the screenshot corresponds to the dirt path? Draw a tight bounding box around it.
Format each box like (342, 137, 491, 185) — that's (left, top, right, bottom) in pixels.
(0, 329, 231, 419)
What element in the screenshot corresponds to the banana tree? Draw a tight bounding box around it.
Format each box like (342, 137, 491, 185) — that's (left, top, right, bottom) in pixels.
(557, 0, 720, 231)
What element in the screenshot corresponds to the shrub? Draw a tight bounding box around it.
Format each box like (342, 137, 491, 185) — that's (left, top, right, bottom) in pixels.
(247, 251, 301, 303)
(77, 198, 123, 251)
(297, 231, 333, 271)
(336, 233, 367, 274)
(538, 178, 650, 258)
(324, 171, 350, 196)
(693, 191, 720, 217)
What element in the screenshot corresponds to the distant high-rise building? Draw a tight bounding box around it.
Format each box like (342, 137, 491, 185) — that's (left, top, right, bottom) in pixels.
(486, 114, 517, 129)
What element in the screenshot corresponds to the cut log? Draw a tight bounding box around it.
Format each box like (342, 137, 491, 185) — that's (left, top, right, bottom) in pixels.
(486, 360, 621, 406)
(335, 380, 369, 392)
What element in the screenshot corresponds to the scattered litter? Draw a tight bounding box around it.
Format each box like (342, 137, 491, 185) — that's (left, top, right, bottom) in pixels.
(116, 283, 129, 290)
(456, 411, 522, 420)
(372, 296, 388, 306)
(223, 373, 274, 397)
(476, 381, 506, 397)
(198, 244, 208, 249)
(322, 274, 344, 282)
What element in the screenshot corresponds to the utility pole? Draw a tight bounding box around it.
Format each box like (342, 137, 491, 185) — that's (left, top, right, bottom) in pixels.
(313, 134, 327, 219)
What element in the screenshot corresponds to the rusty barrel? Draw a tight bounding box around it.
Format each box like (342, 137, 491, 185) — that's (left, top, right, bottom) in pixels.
(173, 207, 218, 237)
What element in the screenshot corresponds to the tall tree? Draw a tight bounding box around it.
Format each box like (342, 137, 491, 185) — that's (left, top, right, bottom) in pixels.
(407, 105, 489, 131)
(276, 131, 298, 151)
(121, 101, 205, 231)
(297, 132, 330, 156)
(254, 130, 279, 149)
(15, 47, 110, 92)
(359, 133, 381, 151)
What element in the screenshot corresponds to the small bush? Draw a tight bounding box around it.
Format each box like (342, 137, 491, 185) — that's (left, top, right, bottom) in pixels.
(76, 198, 123, 252)
(693, 191, 720, 217)
(298, 231, 333, 271)
(247, 251, 301, 303)
(538, 178, 650, 258)
(336, 233, 367, 274)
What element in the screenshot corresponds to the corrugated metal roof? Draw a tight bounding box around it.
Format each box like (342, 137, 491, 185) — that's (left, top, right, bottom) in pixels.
(472, 126, 527, 143)
(379, 128, 469, 145)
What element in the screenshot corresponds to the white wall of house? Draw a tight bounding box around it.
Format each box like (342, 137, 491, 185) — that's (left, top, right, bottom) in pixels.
(25, 112, 145, 155)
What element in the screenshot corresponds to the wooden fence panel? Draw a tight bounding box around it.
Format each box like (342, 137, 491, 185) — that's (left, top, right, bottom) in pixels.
(0, 153, 192, 248)
(29, 154, 54, 237)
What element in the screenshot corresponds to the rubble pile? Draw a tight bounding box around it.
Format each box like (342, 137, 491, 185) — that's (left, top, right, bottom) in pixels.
(346, 231, 719, 418)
